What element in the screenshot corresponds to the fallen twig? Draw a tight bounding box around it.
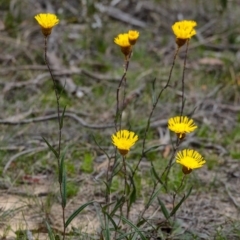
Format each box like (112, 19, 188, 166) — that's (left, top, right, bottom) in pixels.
(0, 112, 115, 129)
(220, 180, 240, 210)
(3, 147, 47, 173)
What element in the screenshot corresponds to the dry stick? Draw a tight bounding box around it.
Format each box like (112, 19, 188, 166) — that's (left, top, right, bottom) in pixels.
(132, 47, 180, 177)
(44, 37, 66, 239)
(0, 112, 114, 129)
(3, 147, 47, 173)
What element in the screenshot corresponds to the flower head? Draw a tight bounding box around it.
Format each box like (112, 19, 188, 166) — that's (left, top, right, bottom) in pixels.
(112, 130, 138, 156)
(172, 20, 197, 47)
(35, 13, 59, 37)
(168, 116, 197, 139)
(128, 30, 139, 45)
(114, 33, 132, 58)
(176, 149, 206, 174)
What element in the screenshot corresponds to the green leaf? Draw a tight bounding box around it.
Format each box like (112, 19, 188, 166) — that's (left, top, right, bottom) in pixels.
(42, 137, 59, 159)
(170, 186, 192, 217)
(81, 152, 93, 173)
(59, 146, 68, 184)
(220, 0, 227, 9)
(151, 78, 156, 105)
(186, 186, 193, 199)
(111, 160, 121, 177)
(158, 198, 170, 219)
(146, 186, 162, 208)
(103, 213, 110, 240)
(120, 216, 147, 240)
(129, 176, 137, 208)
(144, 144, 161, 154)
(110, 196, 125, 217)
(136, 218, 147, 227)
(61, 164, 67, 208)
(150, 163, 164, 185)
(116, 231, 137, 240)
(60, 106, 66, 129)
(102, 180, 110, 194)
(65, 201, 94, 228)
(45, 221, 55, 240)
(102, 210, 118, 230)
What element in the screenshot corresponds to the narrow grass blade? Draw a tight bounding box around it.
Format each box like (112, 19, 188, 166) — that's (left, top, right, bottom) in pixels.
(185, 186, 193, 199)
(103, 213, 110, 240)
(120, 216, 147, 240)
(102, 210, 118, 230)
(116, 231, 137, 240)
(110, 196, 125, 217)
(158, 198, 170, 219)
(60, 106, 66, 129)
(42, 137, 59, 159)
(170, 186, 192, 217)
(65, 201, 94, 228)
(102, 180, 110, 194)
(112, 160, 121, 177)
(102, 202, 114, 213)
(45, 221, 55, 240)
(136, 218, 147, 227)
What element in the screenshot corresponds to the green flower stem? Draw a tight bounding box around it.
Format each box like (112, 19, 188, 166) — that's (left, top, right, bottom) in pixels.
(180, 40, 189, 117)
(172, 174, 186, 220)
(161, 137, 181, 189)
(44, 37, 66, 239)
(132, 47, 179, 177)
(115, 52, 131, 132)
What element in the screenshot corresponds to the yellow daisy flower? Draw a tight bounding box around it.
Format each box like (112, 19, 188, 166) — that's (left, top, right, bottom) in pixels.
(35, 13, 59, 37)
(168, 116, 197, 139)
(114, 33, 132, 57)
(176, 149, 206, 174)
(112, 130, 138, 156)
(128, 30, 139, 45)
(172, 20, 197, 47)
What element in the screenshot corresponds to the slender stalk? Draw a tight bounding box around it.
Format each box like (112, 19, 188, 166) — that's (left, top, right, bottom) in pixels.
(162, 41, 190, 188)
(133, 47, 179, 177)
(172, 175, 186, 221)
(180, 40, 189, 117)
(44, 37, 66, 239)
(161, 138, 181, 188)
(115, 54, 131, 131)
(122, 155, 130, 219)
(122, 156, 127, 195)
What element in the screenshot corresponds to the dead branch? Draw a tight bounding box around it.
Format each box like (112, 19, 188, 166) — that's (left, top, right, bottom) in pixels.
(95, 3, 147, 28)
(0, 112, 115, 129)
(3, 147, 47, 173)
